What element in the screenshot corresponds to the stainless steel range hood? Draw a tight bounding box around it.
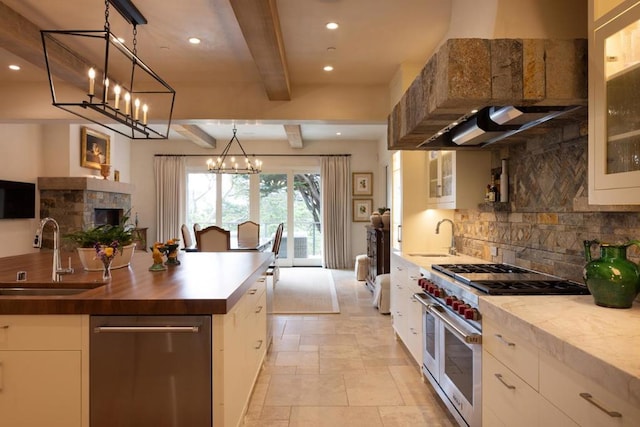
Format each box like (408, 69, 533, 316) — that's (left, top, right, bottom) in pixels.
(417, 105, 581, 149)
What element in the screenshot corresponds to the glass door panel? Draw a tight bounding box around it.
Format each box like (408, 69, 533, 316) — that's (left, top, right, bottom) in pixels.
(292, 173, 321, 265)
(259, 173, 288, 257)
(221, 174, 249, 240)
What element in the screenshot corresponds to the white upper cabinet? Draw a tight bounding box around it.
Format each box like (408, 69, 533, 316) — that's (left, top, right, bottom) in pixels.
(589, 0, 640, 204)
(426, 150, 491, 209)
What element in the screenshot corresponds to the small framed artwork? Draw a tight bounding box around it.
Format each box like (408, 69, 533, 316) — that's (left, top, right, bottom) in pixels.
(352, 172, 373, 196)
(81, 127, 110, 170)
(353, 199, 372, 222)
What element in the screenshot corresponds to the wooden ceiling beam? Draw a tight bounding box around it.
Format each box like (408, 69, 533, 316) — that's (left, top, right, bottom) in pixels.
(0, 1, 89, 90)
(173, 124, 217, 148)
(283, 124, 303, 148)
(229, 0, 291, 101)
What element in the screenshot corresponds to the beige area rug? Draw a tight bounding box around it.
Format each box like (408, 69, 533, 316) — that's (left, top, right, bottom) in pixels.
(273, 267, 340, 314)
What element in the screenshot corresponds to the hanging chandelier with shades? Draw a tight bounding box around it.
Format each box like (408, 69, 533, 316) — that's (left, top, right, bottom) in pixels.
(41, 0, 175, 139)
(207, 126, 263, 174)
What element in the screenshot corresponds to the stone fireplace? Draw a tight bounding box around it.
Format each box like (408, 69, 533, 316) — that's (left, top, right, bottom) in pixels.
(38, 177, 134, 249)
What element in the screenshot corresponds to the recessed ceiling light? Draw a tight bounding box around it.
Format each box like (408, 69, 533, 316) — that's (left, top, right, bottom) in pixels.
(336, 132, 342, 136)
(188, 37, 201, 44)
(323, 65, 334, 72)
(326, 22, 339, 30)
(8, 64, 20, 71)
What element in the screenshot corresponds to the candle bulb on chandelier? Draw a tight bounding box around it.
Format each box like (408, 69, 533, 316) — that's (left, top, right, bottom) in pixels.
(134, 98, 140, 121)
(88, 68, 95, 96)
(124, 92, 131, 116)
(142, 104, 148, 125)
(113, 85, 121, 109)
(103, 78, 109, 103)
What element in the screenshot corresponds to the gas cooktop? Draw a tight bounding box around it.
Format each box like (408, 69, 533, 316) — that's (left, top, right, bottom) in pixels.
(432, 263, 590, 296)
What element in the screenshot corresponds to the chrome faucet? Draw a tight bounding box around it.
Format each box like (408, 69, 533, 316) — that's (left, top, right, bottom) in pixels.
(33, 217, 74, 282)
(435, 218, 457, 255)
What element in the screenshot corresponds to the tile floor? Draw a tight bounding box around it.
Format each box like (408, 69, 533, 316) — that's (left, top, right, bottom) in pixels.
(242, 269, 457, 426)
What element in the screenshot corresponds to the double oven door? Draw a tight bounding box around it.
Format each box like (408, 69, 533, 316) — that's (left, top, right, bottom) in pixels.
(420, 295, 482, 427)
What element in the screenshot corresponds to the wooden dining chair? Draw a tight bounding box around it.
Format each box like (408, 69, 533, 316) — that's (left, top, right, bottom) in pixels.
(195, 225, 231, 252)
(237, 221, 260, 248)
(180, 224, 197, 251)
(267, 223, 284, 285)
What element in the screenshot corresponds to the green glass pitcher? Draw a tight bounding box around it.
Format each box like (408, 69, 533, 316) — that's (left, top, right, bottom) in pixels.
(583, 240, 640, 308)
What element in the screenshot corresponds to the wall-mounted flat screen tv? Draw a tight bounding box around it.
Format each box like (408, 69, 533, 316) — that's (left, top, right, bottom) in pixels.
(0, 180, 36, 219)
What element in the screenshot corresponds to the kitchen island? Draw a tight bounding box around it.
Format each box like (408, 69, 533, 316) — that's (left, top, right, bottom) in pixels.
(0, 250, 274, 427)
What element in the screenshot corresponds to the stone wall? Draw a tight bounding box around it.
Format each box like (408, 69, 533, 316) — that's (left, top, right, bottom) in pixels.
(38, 178, 132, 249)
(454, 119, 640, 283)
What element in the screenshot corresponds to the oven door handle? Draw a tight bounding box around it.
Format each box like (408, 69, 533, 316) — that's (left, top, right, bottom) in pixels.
(414, 293, 482, 345)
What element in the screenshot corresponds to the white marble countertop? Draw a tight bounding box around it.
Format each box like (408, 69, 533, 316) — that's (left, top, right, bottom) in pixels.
(479, 295, 640, 408)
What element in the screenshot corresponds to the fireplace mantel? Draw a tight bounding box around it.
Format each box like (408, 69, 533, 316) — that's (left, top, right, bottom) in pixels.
(38, 177, 134, 194)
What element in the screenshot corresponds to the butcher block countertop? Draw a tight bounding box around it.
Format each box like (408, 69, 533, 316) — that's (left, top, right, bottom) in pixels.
(0, 250, 273, 315)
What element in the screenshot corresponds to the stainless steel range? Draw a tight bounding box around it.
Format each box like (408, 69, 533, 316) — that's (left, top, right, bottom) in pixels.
(413, 263, 589, 427)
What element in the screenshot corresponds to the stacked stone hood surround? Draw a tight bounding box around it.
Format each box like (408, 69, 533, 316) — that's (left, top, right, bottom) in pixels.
(388, 38, 588, 150)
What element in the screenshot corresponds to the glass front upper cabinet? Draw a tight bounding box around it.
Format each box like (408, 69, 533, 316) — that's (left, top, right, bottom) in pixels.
(590, 0, 640, 204)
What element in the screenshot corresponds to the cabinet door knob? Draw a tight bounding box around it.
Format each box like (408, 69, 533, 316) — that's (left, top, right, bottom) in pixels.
(494, 334, 516, 347)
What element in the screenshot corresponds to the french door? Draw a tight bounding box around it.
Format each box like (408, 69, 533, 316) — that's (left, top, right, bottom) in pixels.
(260, 171, 321, 266)
(186, 169, 321, 266)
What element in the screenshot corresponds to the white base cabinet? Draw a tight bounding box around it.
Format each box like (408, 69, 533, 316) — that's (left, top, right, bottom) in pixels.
(213, 276, 267, 427)
(0, 315, 88, 427)
(390, 253, 422, 365)
(483, 315, 639, 426)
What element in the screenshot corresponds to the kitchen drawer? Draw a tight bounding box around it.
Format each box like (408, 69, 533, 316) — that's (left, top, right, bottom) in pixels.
(539, 394, 580, 427)
(483, 351, 539, 427)
(0, 315, 83, 350)
(483, 317, 539, 389)
(540, 351, 640, 427)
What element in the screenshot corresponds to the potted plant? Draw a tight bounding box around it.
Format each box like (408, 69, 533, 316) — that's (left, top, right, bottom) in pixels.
(64, 211, 136, 271)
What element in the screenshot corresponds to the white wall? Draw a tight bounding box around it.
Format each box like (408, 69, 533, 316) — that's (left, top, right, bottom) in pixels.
(130, 137, 381, 264)
(0, 125, 43, 257)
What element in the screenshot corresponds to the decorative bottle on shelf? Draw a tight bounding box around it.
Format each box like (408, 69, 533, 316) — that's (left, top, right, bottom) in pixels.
(500, 159, 509, 202)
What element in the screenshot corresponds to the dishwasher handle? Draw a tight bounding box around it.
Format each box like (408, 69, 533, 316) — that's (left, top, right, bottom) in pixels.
(93, 325, 200, 333)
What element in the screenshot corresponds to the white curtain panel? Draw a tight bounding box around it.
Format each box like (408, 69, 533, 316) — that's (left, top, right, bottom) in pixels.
(321, 156, 352, 269)
(153, 156, 186, 243)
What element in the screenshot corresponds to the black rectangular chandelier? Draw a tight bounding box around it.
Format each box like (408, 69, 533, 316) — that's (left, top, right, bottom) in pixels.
(41, 0, 175, 139)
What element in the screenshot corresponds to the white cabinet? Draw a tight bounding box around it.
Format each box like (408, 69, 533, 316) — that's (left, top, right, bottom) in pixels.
(390, 253, 422, 366)
(589, 0, 640, 204)
(391, 151, 428, 253)
(540, 351, 640, 426)
(426, 150, 491, 209)
(0, 315, 87, 427)
(483, 313, 639, 426)
(213, 277, 267, 427)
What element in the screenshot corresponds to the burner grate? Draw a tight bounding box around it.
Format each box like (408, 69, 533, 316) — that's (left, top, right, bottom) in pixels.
(469, 280, 590, 295)
(433, 263, 531, 276)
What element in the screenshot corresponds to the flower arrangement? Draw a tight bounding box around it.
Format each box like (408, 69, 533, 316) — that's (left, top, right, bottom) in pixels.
(95, 241, 119, 280)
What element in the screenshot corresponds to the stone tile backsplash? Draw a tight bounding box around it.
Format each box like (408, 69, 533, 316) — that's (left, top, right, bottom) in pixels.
(454, 119, 640, 284)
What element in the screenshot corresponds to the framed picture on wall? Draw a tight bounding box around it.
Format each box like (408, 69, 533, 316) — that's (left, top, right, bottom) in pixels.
(353, 199, 372, 222)
(352, 172, 373, 196)
(81, 127, 110, 170)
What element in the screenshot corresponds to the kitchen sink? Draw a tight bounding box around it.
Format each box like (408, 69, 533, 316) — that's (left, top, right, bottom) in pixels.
(0, 282, 104, 296)
(408, 253, 449, 257)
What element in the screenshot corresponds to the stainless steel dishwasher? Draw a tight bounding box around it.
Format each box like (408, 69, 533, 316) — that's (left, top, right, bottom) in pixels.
(90, 315, 212, 427)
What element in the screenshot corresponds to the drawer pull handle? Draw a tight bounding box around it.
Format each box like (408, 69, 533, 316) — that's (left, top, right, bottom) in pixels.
(255, 305, 263, 314)
(248, 289, 258, 295)
(0, 360, 3, 392)
(495, 334, 515, 347)
(579, 393, 622, 418)
(255, 340, 263, 350)
(494, 373, 516, 390)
